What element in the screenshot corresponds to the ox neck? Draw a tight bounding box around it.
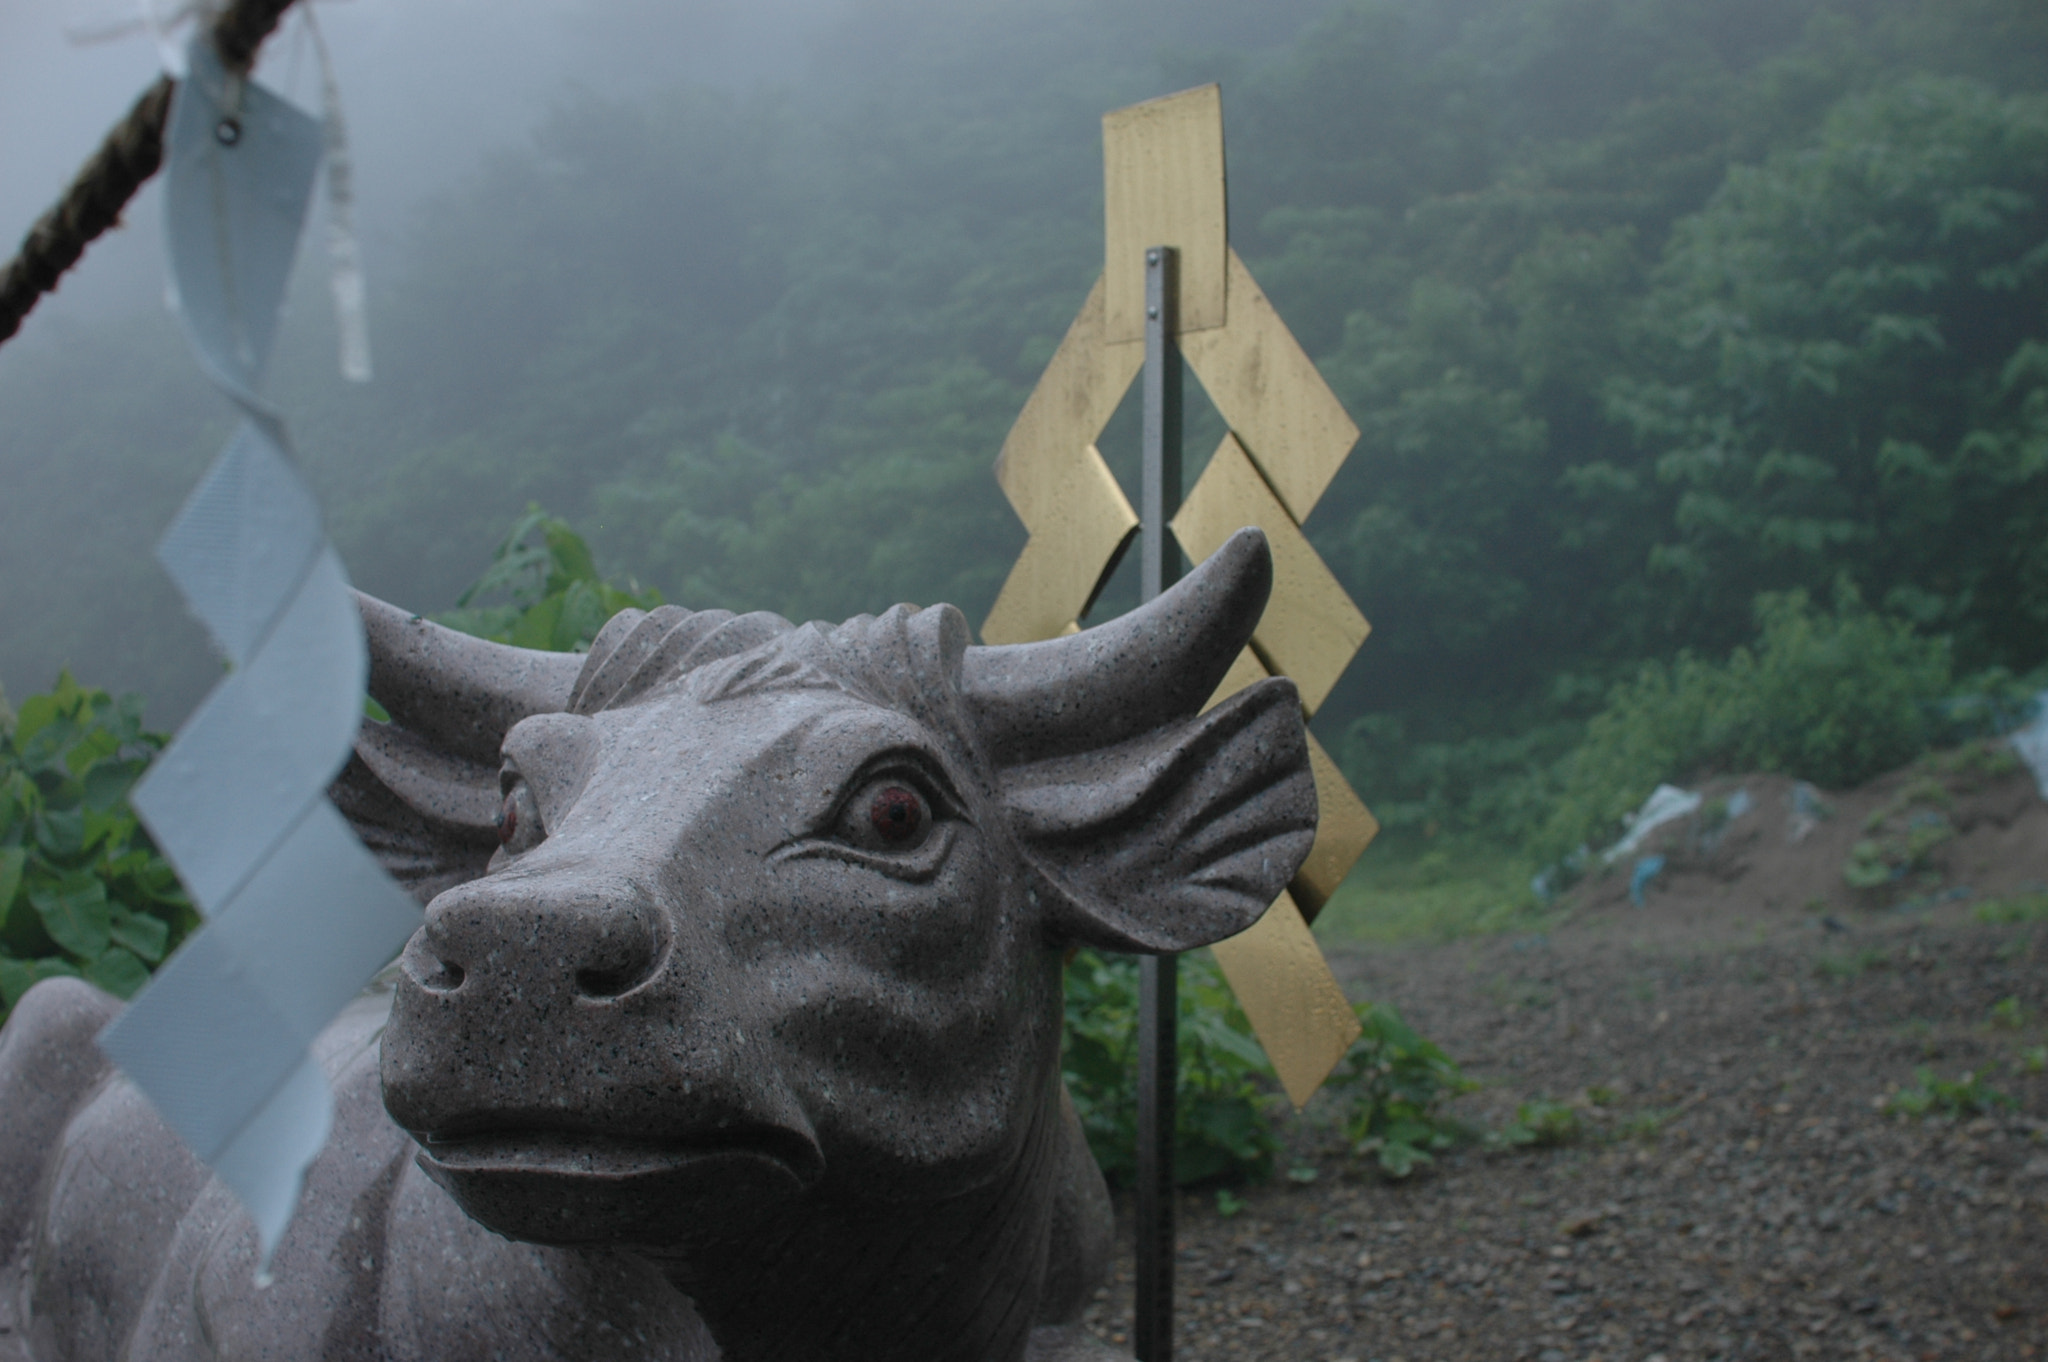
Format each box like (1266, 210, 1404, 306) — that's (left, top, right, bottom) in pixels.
(643, 1090, 1061, 1362)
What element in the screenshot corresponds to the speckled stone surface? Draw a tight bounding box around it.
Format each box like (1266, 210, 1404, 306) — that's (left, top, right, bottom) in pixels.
(0, 528, 1315, 1362)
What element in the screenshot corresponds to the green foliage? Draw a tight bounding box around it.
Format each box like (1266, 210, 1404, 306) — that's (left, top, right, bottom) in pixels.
(1988, 996, 2028, 1030)
(0, 674, 192, 1022)
(1609, 76, 2048, 662)
(1844, 777, 1958, 890)
(1884, 1066, 2015, 1118)
(1324, 1001, 1476, 1177)
(1535, 584, 1952, 858)
(1975, 891, 2048, 924)
(434, 505, 663, 651)
(1314, 837, 1546, 944)
(1062, 949, 1477, 1185)
(1339, 713, 1581, 848)
(1927, 677, 2046, 748)
(1486, 1089, 1685, 1148)
(1061, 950, 1281, 1187)
(1492, 1097, 1583, 1148)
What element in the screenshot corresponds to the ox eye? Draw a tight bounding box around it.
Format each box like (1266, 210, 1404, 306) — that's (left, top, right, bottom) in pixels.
(497, 780, 544, 854)
(835, 776, 934, 853)
(869, 786, 923, 843)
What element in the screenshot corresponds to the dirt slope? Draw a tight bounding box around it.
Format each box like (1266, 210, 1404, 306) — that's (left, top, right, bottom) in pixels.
(1567, 743, 2047, 923)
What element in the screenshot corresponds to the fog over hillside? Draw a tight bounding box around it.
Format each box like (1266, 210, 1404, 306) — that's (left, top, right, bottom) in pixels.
(0, 0, 1334, 721)
(3, 0, 2042, 861)
(0, 0, 853, 316)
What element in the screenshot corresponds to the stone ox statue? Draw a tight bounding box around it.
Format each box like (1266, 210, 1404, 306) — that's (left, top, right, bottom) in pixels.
(0, 529, 1315, 1362)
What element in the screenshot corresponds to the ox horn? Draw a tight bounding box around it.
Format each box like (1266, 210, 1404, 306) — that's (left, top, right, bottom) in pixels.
(961, 527, 1274, 764)
(356, 592, 585, 765)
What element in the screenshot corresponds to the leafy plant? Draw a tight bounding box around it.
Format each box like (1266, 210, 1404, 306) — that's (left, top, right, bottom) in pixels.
(1491, 1097, 1582, 1148)
(1060, 949, 1281, 1187)
(0, 674, 193, 1022)
(1324, 1001, 1477, 1177)
(1844, 776, 1960, 890)
(1061, 953, 1479, 1186)
(1976, 891, 2048, 924)
(435, 505, 664, 652)
(1989, 996, 2028, 1030)
(1884, 1067, 2015, 1118)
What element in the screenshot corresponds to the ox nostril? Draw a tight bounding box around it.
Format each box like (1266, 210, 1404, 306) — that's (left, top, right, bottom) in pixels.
(574, 965, 634, 999)
(397, 929, 468, 995)
(572, 927, 660, 1000)
(401, 932, 467, 994)
(570, 906, 665, 1001)
(410, 882, 664, 1002)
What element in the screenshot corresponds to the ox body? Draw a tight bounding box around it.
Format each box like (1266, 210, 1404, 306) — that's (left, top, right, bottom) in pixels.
(0, 530, 1317, 1362)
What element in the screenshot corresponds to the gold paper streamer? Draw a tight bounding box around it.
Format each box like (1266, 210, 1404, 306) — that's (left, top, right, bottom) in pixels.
(986, 84, 1379, 1104)
(1209, 893, 1362, 1109)
(1172, 433, 1370, 716)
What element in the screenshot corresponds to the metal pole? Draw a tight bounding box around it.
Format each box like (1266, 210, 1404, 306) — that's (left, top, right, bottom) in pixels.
(1134, 243, 1182, 1362)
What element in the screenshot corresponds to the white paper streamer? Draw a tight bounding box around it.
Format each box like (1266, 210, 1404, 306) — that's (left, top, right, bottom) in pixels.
(305, 6, 372, 382)
(96, 33, 419, 1263)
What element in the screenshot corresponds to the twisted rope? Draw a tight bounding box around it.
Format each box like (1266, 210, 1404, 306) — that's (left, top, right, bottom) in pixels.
(0, 0, 300, 347)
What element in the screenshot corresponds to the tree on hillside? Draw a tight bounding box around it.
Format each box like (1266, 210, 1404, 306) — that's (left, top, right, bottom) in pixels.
(1605, 76, 2048, 670)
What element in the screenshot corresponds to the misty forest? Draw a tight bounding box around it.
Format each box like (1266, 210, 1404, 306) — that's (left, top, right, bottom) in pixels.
(4, 0, 2047, 896)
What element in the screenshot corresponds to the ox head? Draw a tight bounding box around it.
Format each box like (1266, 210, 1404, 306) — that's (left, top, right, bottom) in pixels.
(336, 529, 1315, 1254)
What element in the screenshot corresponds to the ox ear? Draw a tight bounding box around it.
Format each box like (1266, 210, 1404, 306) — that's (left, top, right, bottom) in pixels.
(1000, 676, 1317, 953)
(330, 592, 586, 903)
(964, 527, 1317, 951)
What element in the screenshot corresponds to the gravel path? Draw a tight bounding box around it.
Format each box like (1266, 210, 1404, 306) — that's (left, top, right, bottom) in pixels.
(1078, 765, 2048, 1361)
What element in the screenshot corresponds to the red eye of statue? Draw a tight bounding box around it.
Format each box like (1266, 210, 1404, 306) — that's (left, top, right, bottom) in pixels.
(868, 786, 923, 843)
(497, 792, 518, 847)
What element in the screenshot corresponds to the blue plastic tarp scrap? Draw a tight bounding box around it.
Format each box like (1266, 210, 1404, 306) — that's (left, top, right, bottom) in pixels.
(1630, 855, 1665, 908)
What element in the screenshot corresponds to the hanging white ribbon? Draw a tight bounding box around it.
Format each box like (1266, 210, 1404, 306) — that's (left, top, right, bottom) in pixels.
(96, 31, 418, 1266)
(305, 5, 372, 382)
(63, 0, 374, 382)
